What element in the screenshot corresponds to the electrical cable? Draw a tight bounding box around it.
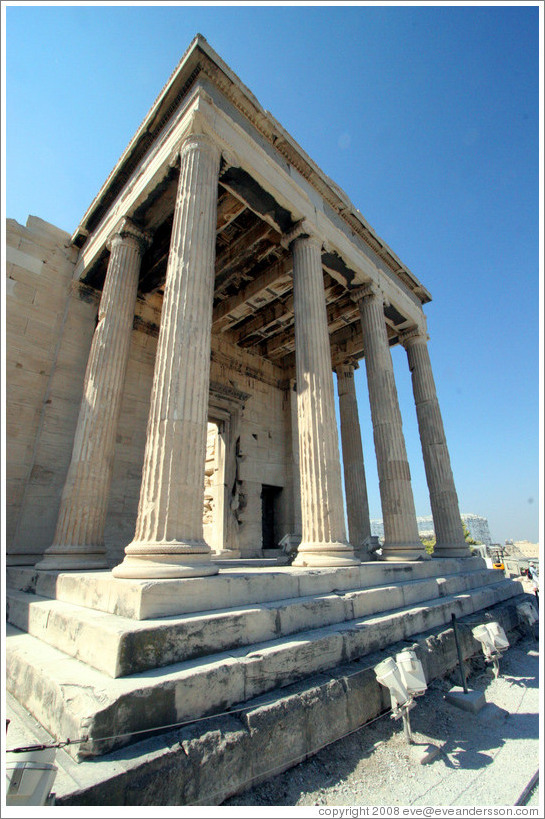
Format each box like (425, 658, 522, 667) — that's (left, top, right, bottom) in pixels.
(7, 616, 496, 755)
(6, 656, 389, 753)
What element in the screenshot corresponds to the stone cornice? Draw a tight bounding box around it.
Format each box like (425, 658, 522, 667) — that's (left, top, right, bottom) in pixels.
(71, 82, 426, 334)
(209, 380, 250, 405)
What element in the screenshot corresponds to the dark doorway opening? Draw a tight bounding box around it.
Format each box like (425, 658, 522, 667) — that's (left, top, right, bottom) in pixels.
(261, 484, 282, 550)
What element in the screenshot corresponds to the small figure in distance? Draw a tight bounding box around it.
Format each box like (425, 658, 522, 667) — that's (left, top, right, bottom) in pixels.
(527, 563, 539, 603)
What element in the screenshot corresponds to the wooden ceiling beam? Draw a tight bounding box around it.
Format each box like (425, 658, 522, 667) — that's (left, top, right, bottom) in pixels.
(262, 328, 296, 359)
(329, 318, 398, 368)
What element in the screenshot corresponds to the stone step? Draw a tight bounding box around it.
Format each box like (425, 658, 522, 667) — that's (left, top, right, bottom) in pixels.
(6, 577, 523, 760)
(5, 596, 527, 806)
(6, 556, 492, 619)
(6, 567, 505, 678)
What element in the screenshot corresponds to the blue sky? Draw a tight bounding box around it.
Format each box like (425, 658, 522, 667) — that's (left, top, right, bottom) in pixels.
(4, 3, 541, 544)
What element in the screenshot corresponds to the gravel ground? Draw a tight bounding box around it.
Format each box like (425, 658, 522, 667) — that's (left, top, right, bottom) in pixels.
(224, 632, 541, 809)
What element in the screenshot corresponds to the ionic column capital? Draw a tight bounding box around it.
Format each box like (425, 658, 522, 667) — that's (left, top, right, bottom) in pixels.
(281, 219, 322, 251)
(107, 218, 152, 255)
(335, 360, 359, 379)
(350, 281, 382, 305)
(220, 146, 241, 173)
(169, 129, 222, 169)
(398, 326, 429, 348)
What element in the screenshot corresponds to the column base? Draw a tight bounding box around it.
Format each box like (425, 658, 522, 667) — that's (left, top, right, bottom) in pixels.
(112, 541, 220, 579)
(433, 544, 473, 558)
(380, 545, 431, 562)
(354, 535, 381, 561)
(35, 550, 109, 572)
(292, 542, 360, 568)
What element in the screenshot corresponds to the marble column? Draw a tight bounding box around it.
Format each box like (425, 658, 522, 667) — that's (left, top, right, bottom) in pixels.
(289, 378, 302, 539)
(353, 284, 426, 560)
(289, 225, 358, 567)
(400, 328, 470, 557)
(36, 218, 150, 571)
(335, 362, 374, 559)
(113, 133, 221, 579)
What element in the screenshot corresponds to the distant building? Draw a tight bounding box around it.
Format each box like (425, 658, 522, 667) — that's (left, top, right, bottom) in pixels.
(371, 513, 492, 546)
(506, 540, 540, 560)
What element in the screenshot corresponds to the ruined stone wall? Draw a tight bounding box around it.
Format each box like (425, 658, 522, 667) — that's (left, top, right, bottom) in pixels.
(5, 217, 92, 564)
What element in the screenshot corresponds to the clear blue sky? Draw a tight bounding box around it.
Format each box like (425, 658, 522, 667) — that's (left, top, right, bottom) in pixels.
(4, 3, 541, 545)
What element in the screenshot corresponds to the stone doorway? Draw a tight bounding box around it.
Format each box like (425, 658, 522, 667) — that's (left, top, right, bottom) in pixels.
(261, 484, 282, 550)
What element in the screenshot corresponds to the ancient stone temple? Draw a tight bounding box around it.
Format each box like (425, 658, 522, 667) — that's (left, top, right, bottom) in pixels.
(5, 35, 524, 804)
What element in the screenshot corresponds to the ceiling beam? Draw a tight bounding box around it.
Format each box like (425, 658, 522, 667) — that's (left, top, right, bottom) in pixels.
(242, 285, 350, 351)
(215, 241, 282, 300)
(215, 220, 278, 285)
(261, 296, 359, 360)
(233, 294, 294, 344)
(216, 193, 246, 233)
(212, 255, 293, 331)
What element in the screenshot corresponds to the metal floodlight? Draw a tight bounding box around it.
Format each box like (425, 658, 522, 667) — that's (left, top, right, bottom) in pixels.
(472, 622, 509, 678)
(517, 601, 538, 627)
(374, 656, 410, 709)
(395, 649, 428, 697)
(487, 622, 509, 652)
(374, 656, 416, 743)
(6, 747, 57, 806)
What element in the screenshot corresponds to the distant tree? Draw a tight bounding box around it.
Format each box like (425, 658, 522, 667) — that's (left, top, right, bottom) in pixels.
(420, 535, 436, 556)
(462, 521, 479, 545)
(419, 521, 479, 556)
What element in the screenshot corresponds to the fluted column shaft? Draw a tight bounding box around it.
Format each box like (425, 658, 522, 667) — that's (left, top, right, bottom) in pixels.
(289, 378, 302, 537)
(401, 329, 470, 557)
(37, 219, 149, 571)
(290, 231, 357, 567)
(355, 285, 426, 560)
(113, 133, 221, 579)
(336, 363, 372, 555)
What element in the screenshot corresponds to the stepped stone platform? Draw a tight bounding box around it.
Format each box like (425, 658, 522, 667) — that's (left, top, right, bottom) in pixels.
(6, 558, 523, 762)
